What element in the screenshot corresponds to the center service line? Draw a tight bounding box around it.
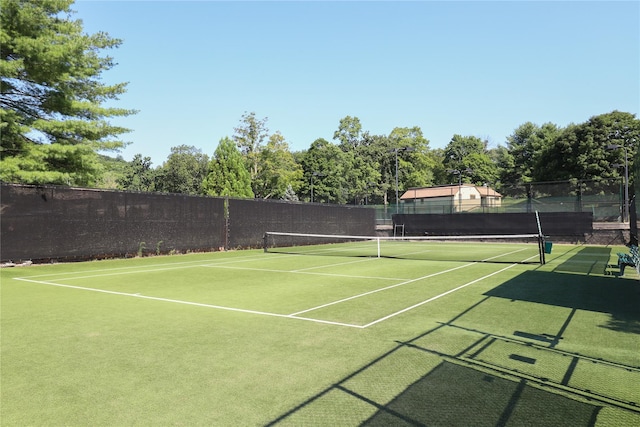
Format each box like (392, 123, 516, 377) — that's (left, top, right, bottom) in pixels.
(289, 262, 477, 317)
(361, 263, 519, 328)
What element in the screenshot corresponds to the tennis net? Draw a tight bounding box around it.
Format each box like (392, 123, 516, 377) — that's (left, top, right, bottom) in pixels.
(263, 232, 546, 264)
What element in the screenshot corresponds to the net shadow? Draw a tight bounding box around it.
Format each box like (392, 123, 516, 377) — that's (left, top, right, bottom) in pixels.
(360, 361, 600, 427)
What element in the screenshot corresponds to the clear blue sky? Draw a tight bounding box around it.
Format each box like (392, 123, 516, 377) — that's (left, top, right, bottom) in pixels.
(73, 0, 639, 165)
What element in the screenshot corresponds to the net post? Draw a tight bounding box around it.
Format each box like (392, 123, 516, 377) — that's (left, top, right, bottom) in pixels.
(535, 211, 546, 265)
(263, 232, 268, 253)
(537, 235, 546, 265)
(377, 237, 381, 258)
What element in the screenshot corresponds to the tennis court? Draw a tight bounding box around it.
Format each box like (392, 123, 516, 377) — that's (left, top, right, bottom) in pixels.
(2, 239, 639, 425)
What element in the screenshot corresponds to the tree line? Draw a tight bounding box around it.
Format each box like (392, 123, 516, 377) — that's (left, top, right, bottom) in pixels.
(1, 1, 638, 205)
(110, 110, 640, 205)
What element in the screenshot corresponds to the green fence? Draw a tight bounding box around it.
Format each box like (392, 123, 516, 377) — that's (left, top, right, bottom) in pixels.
(374, 179, 626, 225)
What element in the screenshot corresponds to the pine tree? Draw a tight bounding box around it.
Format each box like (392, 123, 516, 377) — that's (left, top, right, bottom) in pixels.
(203, 137, 254, 198)
(0, 0, 135, 185)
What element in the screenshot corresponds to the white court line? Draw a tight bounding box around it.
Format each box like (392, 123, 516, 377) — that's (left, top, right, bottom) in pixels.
(201, 264, 405, 281)
(361, 263, 520, 328)
(15, 252, 273, 280)
(291, 257, 377, 272)
(12, 277, 364, 329)
(288, 247, 532, 317)
(14, 252, 316, 283)
(289, 263, 477, 316)
(11, 248, 538, 330)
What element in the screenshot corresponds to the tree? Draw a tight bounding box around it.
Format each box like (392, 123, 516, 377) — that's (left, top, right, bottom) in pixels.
(442, 135, 495, 185)
(253, 132, 303, 199)
(300, 138, 347, 203)
(503, 122, 559, 184)
(388, 126, 434, 191)
(333, 115, 362, 151)
(281, 184, 299, 202)
(202, 137, 253, 198)
(96, 154, 128, 189)
(429, 148, 449, 186)
(0, 0, 135, 186)
(358, 132, 389, 204)
(117, 154, 157, 192)
(332, 117, 383, 204)
(534, 111, 639, 183)
(487, 145, 513, 191)
(155, 145, 209, 195)
(233, 111, 268, 182)
(341, 150, 381, 204)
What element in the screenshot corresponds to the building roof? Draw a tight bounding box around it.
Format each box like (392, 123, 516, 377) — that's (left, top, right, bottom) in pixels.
(400, 185, 501, 200)
(476, 186, 502, 197)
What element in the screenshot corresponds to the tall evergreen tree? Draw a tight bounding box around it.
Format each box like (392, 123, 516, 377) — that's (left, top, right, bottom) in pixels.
(203, 137, 253, 198)
(0, 0, 135, 185)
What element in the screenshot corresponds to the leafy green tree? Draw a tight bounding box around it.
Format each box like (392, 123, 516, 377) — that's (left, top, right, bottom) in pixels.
(464, 152, 499, 186)
(300, 138, 347, 203)
(254, 132, 303, 199)
(202, 137, 253, 198)
(0, 0, 135, 186)
(388, 126, 434, 191)
(443, 135, 495, 185)
(155, 145, 209, 195)
(96, 154, 128, 189)
(358, 132, 390, 204)
(534, 111, 639, 183)
(333, 115, 363, 151)
(342, 150, 381, 204)
(503, 122, 560, 185)
(333, 121, 382, 204)
(429, 148, 449, 186)
(117, 154, 157, 192)
(233, 111, 268, 181)
(487, 145, 513, 191)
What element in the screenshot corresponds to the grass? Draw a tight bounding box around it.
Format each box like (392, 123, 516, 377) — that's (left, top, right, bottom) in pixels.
(1, 242, 639, 426)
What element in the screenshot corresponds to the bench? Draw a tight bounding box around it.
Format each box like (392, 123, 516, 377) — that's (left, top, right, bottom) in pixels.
(617, 245, 639, 277)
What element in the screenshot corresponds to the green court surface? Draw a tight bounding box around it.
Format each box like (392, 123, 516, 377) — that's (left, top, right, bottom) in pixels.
(1, 242, 639, 426)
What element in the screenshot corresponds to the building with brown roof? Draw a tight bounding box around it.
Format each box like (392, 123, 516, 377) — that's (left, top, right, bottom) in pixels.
(400, 184, 502, 213)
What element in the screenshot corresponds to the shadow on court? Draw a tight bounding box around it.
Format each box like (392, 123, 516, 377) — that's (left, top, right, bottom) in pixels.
(266, 268, 640, 426)
(484, 270, 640, 335)
(360, 361, 599, 427)
(550, 246, 613, 275)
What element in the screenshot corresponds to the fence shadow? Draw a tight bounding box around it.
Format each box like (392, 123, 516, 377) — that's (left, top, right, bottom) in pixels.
(551, 246, 613, 275)
(484, 270, 640, 334)
(360, 361, 600, 427)
(265, 271, 640, 427)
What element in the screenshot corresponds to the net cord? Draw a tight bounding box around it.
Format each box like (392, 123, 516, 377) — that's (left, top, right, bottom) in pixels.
(264, 231, 541, 241)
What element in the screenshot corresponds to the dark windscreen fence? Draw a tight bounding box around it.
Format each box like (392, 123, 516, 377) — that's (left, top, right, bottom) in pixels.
(1, 184, 226, 262)
(392, 212, 593, 239)
(228, 198, 376, 249)
(1, 184, 376, 262)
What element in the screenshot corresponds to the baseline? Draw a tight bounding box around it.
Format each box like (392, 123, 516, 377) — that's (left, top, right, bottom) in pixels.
(13, 252, 274, 280)
(12, 277, 364, 329)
